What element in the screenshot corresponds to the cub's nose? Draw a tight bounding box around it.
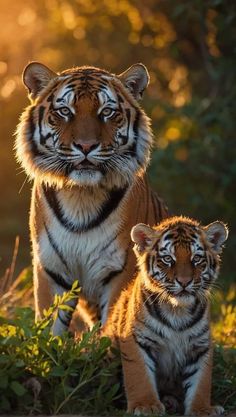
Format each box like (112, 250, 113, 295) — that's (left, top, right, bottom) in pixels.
(176, 277, 192, 288)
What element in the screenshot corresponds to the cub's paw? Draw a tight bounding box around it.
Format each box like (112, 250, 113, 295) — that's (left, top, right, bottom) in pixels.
(162, 394, 180, 414)
(128, 400, 165, 415)
(209, 405, 225, 415)
(187, 405, 225, 416)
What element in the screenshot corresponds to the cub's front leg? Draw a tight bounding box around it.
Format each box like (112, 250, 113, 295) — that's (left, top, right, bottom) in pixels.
(183, 346, 224, 416)
(120, 334, 165, 415)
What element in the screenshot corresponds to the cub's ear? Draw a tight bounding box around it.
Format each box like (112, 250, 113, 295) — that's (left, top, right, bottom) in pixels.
(204, 221, 229, 254)
(23, 62, 56, 100)
(131, 223, 156, 253)
(118, 63, 150, 100)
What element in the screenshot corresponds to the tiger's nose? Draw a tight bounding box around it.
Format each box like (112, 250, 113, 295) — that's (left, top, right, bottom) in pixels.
(73, 141, 99, 154)
(176, 277, 192, 288)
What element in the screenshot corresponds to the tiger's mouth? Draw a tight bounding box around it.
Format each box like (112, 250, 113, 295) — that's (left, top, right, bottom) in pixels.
(176, 289, 192, 296)
(74, 161, 98, 171)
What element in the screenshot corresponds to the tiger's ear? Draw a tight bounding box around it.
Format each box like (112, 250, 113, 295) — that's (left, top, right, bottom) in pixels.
(204, 221, 229, 254)
(23, 62, 56, 100)
(131, 223, 156, 254)
(118, 63, 150, 100)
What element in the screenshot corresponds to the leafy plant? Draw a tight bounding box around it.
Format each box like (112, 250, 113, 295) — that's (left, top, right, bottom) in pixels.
(0, 283, 121, 415)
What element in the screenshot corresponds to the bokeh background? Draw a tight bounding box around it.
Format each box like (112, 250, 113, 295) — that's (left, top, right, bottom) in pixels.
(0, 0, 235, 287)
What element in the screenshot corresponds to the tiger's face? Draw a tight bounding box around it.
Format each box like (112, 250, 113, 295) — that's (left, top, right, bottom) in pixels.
(131, 216, 228, 305)
(16, 62, 152, 189)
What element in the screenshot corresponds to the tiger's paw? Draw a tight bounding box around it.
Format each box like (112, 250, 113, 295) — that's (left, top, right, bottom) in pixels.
(187, 405, 225, 416)
(128, 400, 165, 415)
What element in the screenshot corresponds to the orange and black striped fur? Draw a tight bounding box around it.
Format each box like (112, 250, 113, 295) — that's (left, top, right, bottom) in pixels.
(15, 62, 167, 334)
(103, 216, 228, 415)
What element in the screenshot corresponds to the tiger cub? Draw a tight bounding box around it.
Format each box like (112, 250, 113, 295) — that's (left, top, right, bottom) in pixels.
(103, 216, 228, 415)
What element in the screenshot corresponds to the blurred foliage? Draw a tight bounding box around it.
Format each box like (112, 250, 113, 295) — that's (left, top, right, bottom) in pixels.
(212, 285, 236, 347)
(0, 0, 235, 284)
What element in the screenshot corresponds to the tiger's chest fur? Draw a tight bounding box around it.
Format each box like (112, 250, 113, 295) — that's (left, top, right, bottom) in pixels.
(32, 181, 130, 305)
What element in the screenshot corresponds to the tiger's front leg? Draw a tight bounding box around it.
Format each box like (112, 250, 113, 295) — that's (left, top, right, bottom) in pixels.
(183, 347, 224, 416)
(34, 261, 78, 335)
(120, 334, 165, 415)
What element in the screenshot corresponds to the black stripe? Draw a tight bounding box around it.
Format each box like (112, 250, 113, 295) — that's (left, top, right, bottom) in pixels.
(133, 110, 140, 139)
(135, 331, 159, 346)
(44, 222, 69, 270)
(164, 233, 174, 241)
(89, 230, 123, 270)
(121, 352, 135, 363)
(133, 333, 157, 366)
(38, 106, 45, 144)
(112, 296, 129, 328)
(58, 310, 72, 327)
(102, 269, 123, 286)
(43, 184, 128, 233)
(144, 292, 207, 332)
(145, 254, 151, 272)
(44, 267, 72, 290)
(189, 324, 209, 341)
(184, 381, 192, 394)
(28, 107, 44, 157)
(186, 346, 209, 366)
(182, 368, 198, 380)
(189, 298, 199, 315)
(102, 250, 128, 286)
(136, 314, 166, 340)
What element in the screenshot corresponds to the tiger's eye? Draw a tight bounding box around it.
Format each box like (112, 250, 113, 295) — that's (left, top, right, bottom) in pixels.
(192, 254, 202, 263)
(101, 107, 115, 118)
(162, 255, 173, 264)
(57, 107, 72, 117)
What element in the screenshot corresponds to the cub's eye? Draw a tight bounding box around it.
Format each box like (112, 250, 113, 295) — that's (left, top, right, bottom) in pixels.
(192, 254, 202, 264)
(101, 107, 115, 118)
(162, 255, 173, 264)
(56, 107, 72, 117)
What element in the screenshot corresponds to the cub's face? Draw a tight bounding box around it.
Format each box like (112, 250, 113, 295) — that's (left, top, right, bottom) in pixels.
(16, 63, 152, 189)
(131, 216, 228, 304)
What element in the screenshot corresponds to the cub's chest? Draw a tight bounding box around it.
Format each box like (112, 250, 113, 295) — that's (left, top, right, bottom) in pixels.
(142, 311, 209, 375)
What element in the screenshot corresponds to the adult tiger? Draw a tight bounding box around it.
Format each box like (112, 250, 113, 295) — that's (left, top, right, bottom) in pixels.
(15, 62, 168, 335)
(103, 216, 228, 415)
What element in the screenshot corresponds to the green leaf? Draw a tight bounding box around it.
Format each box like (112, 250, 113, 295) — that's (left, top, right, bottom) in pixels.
(10, 381, 27, 396)
(99, 336, 111, 350)
(58, 305, 74, 312)
(15, 359, 25, 368)
(49, 365, 66, 376)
